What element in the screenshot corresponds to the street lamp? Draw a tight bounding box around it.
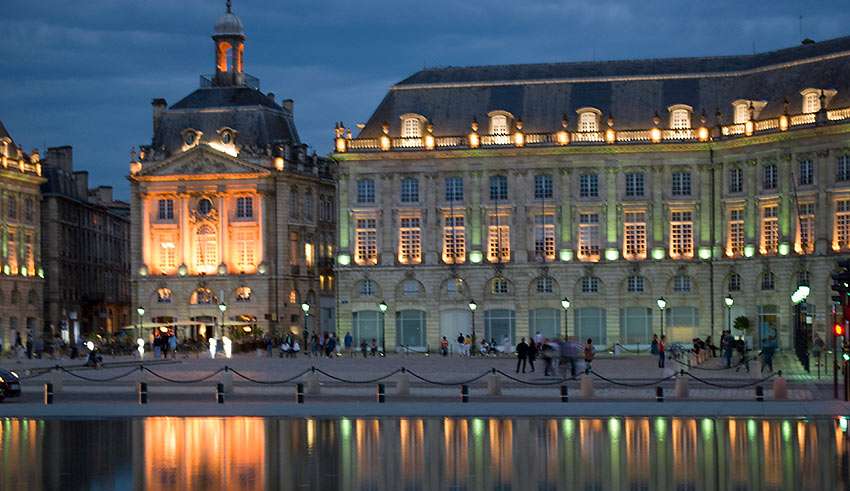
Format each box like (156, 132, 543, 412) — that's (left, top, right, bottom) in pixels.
(378, 301, 388, 354)
(218, 301, 227, 338)
(561, 297, 571, 339)
(301, 302, 310, 340)
(468, 299, 477, 352)
(724, 294, 734, 333)
(656, 297, 667, 338)
(136, 306, 145, 341)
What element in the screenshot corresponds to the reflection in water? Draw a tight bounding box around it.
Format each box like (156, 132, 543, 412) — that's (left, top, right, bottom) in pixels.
(0, 416, 848, 490)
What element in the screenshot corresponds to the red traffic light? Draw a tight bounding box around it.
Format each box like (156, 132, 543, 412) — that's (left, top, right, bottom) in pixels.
(835, 323, 845, 336)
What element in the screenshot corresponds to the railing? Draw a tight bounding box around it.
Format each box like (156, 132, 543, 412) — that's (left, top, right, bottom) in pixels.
(200, 73, 260, 90)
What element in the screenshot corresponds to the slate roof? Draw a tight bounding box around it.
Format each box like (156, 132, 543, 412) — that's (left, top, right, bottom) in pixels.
(0, 118, 20, 155)
(358, 36, 850, 138)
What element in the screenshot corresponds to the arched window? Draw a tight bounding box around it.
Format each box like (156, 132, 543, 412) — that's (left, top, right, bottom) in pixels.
(733, 102, 751, 124)
(669, 108, 691, 129)
(190, 288, 215, 305)
(673, 274, 692, 293)
(627, 275, 645, 293)
(577, 110, 600, 132)
(761, 272, 775, 291)
(194, 225, 218, 273)
(490, 277, 509, 295)
(580, 276, 599, 293)
(157, 288, 172, 304)
(802, 91, 820, 114)
(236, 286, 252, 302)
(728, 273, 741, 292)
(402, 279, 421, 297)
(401, 117, 422, 138)
(536, 276, 554, 294)
(489, 114, 509, 135)
(359, 279, 376, 297)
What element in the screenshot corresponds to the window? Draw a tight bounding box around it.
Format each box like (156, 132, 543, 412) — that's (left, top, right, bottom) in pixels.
(355, 218, 378, 265)
(533, 214, 555, 262)
(197, 198, 213, 216)
(289, 189, 299, 219)
(236, 287, 252, 302)
(236, 197, 253, 219)
(734, 102, 750, 124)
(304, 192, 313, 221)
(728, 273, 741, 292)
(670, 211, 694, 259)
(191, 288, 215, 305)
(490, 115, 509, 135)
(581, 276, 599, 293)
(194, 225, 218, 272)
(673, 274, 692, 293)
(627, 275, 645, 293)
(359, 279, 376, 296)
(490, 278, 509, 295)
(156, 288, 172, 304)
(621, 307, 652, 344)
(578, 111, 598, 132)
(484, 309, 516, 345)
(762, 163, 778, 190)
(798, 159, 814, 186)
(402, 280, 420, 296)
(761, 272, 775, 291)
(289, 232, 299, 267)
(798, 270, 811, 287)
(357, 178, 375, 204)
(443, 215, 466, 264)
(578, 212, 600, 261)
(760, 205, 779, 255)
(236, 230, 255, 270)
(803, 91, 821, 114)
(352, 310, 383, 348)
(727, 209, 744, 257)
(579, 174, 599, 198)
(400, 177, 419, 203)
(625, 172, 645, 198)
(289, 289, 298, 304)
(401, 118, 421, 138)
(24, 198, 33, 222)
(396, 310, 426, 348)
(838, 156, 850, 182)
(158, 236, 176, 272)
(797, 203, 815, 255)
(836, 199, 850, 251)
(490, 175, 508, 201)
(536, 276, 554, 294)
(671, 172, 691, 196)
(670, 109, 691, 129)
(529, 308, 560, 340)
(487, 213, 510, 263)
(534, 175, 553, 200)
(623, 211, 647, 260)
(445, 177, 464, 202)
(7, 196, 16, 219)
(398, 217, 422, 264)
(728, 168, 743, 194)
(575, 307, 607, 345)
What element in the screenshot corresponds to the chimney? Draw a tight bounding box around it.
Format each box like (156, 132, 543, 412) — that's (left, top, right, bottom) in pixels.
(73, 171, 89, 200)
(90, 186, 113, 205)
(282, 99, 294, 114)
(46, 146, 73, 173)
(152, 98, 167, 136)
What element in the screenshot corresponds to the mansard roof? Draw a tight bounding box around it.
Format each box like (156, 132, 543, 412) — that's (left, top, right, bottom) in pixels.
(358, 36, 850, 138)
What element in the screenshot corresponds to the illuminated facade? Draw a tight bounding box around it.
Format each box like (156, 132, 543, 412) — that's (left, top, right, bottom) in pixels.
(334, 37, 850, 350)
(0, 119, 44, 350)
(129, 4, 335, 338)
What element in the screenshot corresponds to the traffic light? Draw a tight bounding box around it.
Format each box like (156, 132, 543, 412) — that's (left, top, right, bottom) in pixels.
(834, 323, 845, 337)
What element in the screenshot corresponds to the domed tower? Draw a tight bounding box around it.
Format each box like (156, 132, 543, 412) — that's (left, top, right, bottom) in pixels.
(212, 0, 246, 87)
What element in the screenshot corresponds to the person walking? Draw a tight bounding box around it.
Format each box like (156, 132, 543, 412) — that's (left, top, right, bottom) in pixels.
(168, 333, 178, 360)
(456, 333, 465, 356)
(527, 338, 537, 372)
(370, 338, 378, 356)
(360, 339, 368, 358)
(584, 338, 595, 374)
(464, 335, 473, 356)
(761, 334, 777, 373)
(439, 336, 449, 356)
(722, 332, 734, 368)
(515, 338, 529, 373)
(736, 338, 750, 373)
(650, 334, 659, 356)
(657, 335, 666, 368)
(344, 332, 353, 357)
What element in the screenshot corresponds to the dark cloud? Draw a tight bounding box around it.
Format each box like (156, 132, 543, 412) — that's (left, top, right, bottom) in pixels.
(0, 0, 847, 198)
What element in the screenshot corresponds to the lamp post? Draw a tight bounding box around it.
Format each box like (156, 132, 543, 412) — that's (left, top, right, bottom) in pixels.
(218, 302, 227, 339)
(468, 299, 477, 352)
(724, 294, 734, 333)
(656, 297, 667, 338)
(301, 302, 310, 341)
(561, 297, 571, 339)
(378, 301, 388, 354)
(136, 306, 145, 342)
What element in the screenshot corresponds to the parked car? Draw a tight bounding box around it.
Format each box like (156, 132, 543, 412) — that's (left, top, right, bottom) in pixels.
(0, 369, 21, 400)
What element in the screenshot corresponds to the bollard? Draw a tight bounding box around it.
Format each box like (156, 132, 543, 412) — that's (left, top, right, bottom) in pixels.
(221, 367, 234, 394)
(295, 383, 305, 403)
(461, 385, 469, 403)
(580, 374, 594, 398)
(377, 383, 386, 403)
(656, 386, 664, 402)
(50, 367, 63, 394)
(487, 371, 502, 396)
(674, 373, 689, 399)
(306, 369, 321, 395)
(138, 382, 148, 404)
(772, 371, 788, 400)
(43, 383, 54, 405)
(216, 383, 225, 404)
(755, 385, 764, 402)
(560, 385, 569, 402)
(396, 370, 410, 397)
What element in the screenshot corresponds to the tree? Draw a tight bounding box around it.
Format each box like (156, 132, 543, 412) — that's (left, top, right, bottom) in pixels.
(733, 316, 751, 333)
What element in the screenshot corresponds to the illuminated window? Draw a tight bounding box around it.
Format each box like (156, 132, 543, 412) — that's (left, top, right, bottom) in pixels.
(761, 272, 775, 291)
(357, 178, 375, 204)
(158, 236, 176, 273)
(578, 111, 598, 132)
(400, 177, 419, 203)
(533, 214, 556, 262)
(580, 276, 599, 293)
(487, 213, 511, 263)
(803, 91, 821, 114)
(401, 118, 421, 138)
(445, 177, 464, 202)
(625, 172, 644, 198)
(797, 203, 815, 255)
(236, 197, 253, 219)
(727, 209, 744, 257)
(835, 199, 850, 251)
(762, 163, 778, 190)
(837, 156, 850, 182)
(579, 174, 598, 198)
(534, 175, 553, 200)
(673, 274, 692, 293)
(289, 232, 299, 266)
(194, 225, 218, 272)
(578, 212, 600, 261)
(398, 217, 422, 264)
(6, 232, 16, 274)
(191, 288, 215, 305)
(490, 175, 508, 201)
(491, 278, 509, 295)
(623, 211, 647, 260)
(728, 168, 743, 194)
(236, 231, 255, 270)
(289, 289, 298, 304)
(760, 205, 779, 255)
(671, 171, 691, 196)
(670, 109, 691, 129)
(490, 115, 509, 135)
(305, 242, 314, 269)
(798, 159, 814, 186)
(156, 288, 172, 304)
(236, 287, 252, 302)
(670, 211, 694, 259)
(355, 218, 378, 265)
(733, 102, 750, 124)
(728, 273, 741, 292)
(359, 279, 375, 297)
(443, 215, 466, 264)
(627, 275, 645, 293)
(536, 276, 554, 294)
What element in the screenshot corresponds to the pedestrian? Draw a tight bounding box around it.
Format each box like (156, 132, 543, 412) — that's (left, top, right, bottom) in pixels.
(515, 337, 529, 373)
(360, 339, 368, 358)
(456, 333, 465, 356)
(761, 334, 777, 373)
(439, 336, 449, 356)
(650, 334, 659, 355)
(736, 338, 750, 373)
(533, 331, 544, 347)
(464, 335, 472, 356)
(370, 338, 378, 356)
(527, 338, 537, 372)
(326, 334, 337, 358)
(344, 332, 353, 357)
(541, 341, 555, 376)
(722, 332, 734, 368)
(584, 338, 594, 374)
(658, 335, 666, 368)
(25, 332, 33, 359)
(169, 333, 178, 360)
(705, 335, 718, 358)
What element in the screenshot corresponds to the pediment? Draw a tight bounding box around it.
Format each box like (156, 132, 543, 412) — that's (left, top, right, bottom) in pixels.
(140, 145, 270, 177)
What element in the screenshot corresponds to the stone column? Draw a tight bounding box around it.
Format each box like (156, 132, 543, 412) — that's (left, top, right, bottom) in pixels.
(218, 192, 229, 269)
(469, 171, 482, 252)
(179, 194, 190, 270)
(380, 175, 395, 266)
(140, 193, 151, 268)
(605, 166, 618, 260)
(779, 153, 793, 253)
(651, 166, 665, 258)
(699, 165, 712, 255)
(255, 191, 264, 267)
(512, 170, 528, 264)
(559, 169, 573, 254)
(745, 159, 758, 253)
(814, 149, 830, 254)
(423, 173, 438, 265)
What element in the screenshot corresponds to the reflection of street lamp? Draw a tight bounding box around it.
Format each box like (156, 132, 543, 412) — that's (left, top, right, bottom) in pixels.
(560, 297, 571, 339)
(468, 299, 477, 351)
(724, 294, 734, 333)
(301, 302, 310, 339)
(656, 297, 667, 337)
(378, 301, 388, 354)
(218, 302, 227, 338)
(136, 306, 145, 341)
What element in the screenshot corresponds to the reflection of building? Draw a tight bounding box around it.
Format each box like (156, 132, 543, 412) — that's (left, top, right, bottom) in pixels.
(129, 3, 335, 338)
(41, 146, 130, 339)
(0, 119, 44, 351)
(335, 38, 850, 350)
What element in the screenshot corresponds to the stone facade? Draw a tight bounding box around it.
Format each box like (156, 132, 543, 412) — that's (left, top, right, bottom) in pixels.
(334, 39, 850, 351)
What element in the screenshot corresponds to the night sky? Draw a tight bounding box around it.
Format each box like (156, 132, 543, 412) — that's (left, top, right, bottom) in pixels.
(1, 0, 847, 198)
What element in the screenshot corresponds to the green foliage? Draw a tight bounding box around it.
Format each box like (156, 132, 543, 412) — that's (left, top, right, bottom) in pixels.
(733, 316, 751, 332)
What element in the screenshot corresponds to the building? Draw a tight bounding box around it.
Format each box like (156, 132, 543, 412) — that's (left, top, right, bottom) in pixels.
(0, 119, 45, 351)
(129, 3, 335, 340)
(41, 146, 130, 341)
(333, 37, 850, 351)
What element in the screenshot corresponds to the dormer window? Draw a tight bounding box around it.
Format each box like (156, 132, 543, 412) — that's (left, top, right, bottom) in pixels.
(490, 115, 509, 135)
(486, 111, 513, 145)
(576, 108, 601, 132)
(801, 88, 836, 114)
(221, 129, 234, 144)
(399, 113, 425, 139)
(668, 105, 692, 130)
(731, 100, 766, 124)
(181, 129, 202, 148)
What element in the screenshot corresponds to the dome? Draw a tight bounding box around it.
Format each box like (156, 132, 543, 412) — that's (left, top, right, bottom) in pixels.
(213, 12, 244, 37)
